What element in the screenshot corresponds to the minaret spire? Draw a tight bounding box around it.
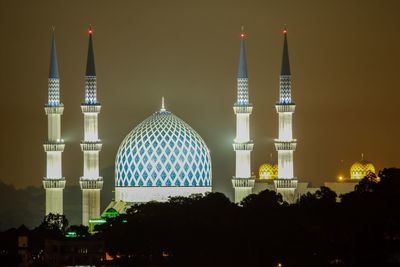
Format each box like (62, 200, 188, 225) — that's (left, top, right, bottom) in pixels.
(237, 27, 248, 80)
(274, 26, 298, 203)
(80, 26, 103, 226)
(84, 25, 98, 104)
(43, 28, 66, 215)
(86, 26, 96, 77)
(49, 28, 59, 79)
(281, 26, 291, 76)
(232, 27, 255, 203)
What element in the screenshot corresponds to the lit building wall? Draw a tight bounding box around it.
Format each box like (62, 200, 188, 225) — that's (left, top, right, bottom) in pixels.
(277, 150, 294, 179)
(115, 187, 211, 203)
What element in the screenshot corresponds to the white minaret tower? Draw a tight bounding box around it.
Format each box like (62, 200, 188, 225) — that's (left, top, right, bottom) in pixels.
(80, 26, 103, 226)
(274, 27, 298, 202)
(232, 28, 255, 203)
(43, 30, 66, 215)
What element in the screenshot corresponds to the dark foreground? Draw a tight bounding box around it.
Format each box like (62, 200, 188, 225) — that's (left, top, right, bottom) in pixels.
(1, 168, 400, 267)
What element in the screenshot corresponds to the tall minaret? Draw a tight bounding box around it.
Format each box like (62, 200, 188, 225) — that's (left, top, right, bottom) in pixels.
(43, 29, 66, 215)
(80, 26, 103, 226)
(274, 27, 298, 202)
(231, 28, 255, 203)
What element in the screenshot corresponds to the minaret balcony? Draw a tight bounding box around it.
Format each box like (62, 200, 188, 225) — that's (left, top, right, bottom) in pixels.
(275, 104, 295, 113)
(43, 142, 65, 152)
(81, 104, 101, 114)
(274, 140, 297, 151)
(232, 177, 255, 188)
(233, 104, 253, 114)
(80, 177, 103, 189)
(44, 105, 64, 115)
(80, 141, 102, 151)
(43, 178, 66, 189)
(274, 178, 298, 189)
(233, 142, 254, 151)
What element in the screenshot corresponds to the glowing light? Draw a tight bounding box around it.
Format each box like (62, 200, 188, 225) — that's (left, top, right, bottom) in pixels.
(88, 26, 93, 35)
(240, 32, 245, 39)
(283, 29, 287, 34)
(350, 159, 375, 180)
(338, 176, 343, 181)
(259, 163, 278, 180)
(65, 231, 77, 238)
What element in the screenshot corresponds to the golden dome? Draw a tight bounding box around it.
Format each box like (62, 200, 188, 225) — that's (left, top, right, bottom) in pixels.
(350, 158, 375, 180)
(259, 163, 278, 180)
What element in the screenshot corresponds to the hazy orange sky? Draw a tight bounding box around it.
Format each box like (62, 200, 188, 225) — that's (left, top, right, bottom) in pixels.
(0, 0, 399, 199)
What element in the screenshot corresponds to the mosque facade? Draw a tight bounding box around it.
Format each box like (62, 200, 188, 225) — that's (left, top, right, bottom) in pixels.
(42, 27, 376, 226)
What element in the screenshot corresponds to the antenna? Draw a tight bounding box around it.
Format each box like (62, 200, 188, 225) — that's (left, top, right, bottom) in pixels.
(161, 97, 166, 112)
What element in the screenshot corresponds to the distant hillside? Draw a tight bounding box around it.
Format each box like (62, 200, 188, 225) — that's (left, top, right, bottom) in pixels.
(0, 166, 114, 230)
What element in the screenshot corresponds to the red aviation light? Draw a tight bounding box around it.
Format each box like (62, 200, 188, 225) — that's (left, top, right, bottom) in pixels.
(88, 26, 93, 35)
(283, 28, 287, 34)
(240, 32, 245, 39)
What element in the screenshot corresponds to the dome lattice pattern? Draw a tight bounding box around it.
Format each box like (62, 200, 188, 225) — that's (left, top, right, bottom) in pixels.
(259, 163, 278, 180)
(350, 159, 375, 180)
(115, 111, 212, 188)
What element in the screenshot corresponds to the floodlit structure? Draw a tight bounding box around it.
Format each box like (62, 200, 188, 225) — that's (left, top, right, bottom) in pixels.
(350, 154, 376, 180)
(274, 27, 298, 202)
(80, 27, 103, 226)
(41, 26, 376, 218)
(231, 29, 255, 203)
(111, 99, 212, 205)
(259, 163, 278, 180)
(43, 30, 66, 215)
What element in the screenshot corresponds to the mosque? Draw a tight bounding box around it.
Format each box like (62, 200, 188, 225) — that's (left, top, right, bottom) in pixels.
(42, 26, 376, 226)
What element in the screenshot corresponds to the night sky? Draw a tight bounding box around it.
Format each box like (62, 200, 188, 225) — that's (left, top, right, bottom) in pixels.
(1, 0, 399, 199)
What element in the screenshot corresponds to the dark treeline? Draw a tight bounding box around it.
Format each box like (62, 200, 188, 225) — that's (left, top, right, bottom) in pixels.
(98, 168, 400, 266)
(1, 168, 400, 266)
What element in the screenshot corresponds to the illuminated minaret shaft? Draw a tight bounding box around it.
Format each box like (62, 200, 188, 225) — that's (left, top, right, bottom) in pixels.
(43, 30, 66, 215)
(80, 26, 103, 226)
(274, 27, 298, 202)
(232, 29, 255, 203)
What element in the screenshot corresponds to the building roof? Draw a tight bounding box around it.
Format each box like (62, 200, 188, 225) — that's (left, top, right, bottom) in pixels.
(115, 107, 212, 188)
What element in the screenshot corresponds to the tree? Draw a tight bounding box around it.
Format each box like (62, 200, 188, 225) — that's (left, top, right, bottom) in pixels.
(240, 189, 283, 209)
(66, 224, 89, 237)
(39, 213, 68, 233)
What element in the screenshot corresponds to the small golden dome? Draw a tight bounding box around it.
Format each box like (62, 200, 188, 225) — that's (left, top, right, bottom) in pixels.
(350, 158, 375, 180)
(259, 163, 278, 180)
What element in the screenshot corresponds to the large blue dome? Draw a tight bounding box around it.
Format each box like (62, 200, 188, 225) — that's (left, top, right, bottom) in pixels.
(115, 109, 212, 191)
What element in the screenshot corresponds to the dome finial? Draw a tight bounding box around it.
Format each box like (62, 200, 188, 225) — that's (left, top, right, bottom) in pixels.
(361, 153, 364, 160)
(161, 97, 166, 112)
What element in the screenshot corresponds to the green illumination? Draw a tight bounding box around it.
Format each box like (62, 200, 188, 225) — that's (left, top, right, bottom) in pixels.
(65, 231, 77, 238)
(89, 219, 107, 224)
(103, 208, 119, 218)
